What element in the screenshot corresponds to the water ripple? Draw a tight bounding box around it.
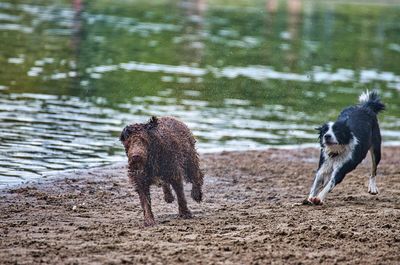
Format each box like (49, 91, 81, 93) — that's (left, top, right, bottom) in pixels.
(47, 61, 400, 90)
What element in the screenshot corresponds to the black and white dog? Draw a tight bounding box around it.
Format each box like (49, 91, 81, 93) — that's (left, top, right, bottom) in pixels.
(307, 90, 385, 205)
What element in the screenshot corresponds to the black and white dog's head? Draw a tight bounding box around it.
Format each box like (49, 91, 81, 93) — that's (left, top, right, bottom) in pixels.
(317, 121, 353, 157)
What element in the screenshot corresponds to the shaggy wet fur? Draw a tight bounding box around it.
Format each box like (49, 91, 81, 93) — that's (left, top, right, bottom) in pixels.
(120, 116, 204, 226)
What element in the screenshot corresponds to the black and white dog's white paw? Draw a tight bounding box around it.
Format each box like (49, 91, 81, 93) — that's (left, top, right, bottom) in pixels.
(302, 197, 323, 206)
(308, 197, 324, 205)
(368, 177, 379, 195)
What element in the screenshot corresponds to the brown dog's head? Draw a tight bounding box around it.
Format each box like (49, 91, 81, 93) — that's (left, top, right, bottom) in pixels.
(120, 117, 158, 171)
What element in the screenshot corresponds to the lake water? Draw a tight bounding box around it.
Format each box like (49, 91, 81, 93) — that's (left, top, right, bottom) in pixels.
(0, 0, 399, 186)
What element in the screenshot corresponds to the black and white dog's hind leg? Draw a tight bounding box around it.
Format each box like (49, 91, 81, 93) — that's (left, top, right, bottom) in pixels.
(368, 145, 381, 195)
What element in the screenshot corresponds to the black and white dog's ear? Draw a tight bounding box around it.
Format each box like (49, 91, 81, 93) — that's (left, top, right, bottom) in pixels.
(315, 123, 328, 133)
(120, 125, 133, 142)
(316, 123, 329, 139)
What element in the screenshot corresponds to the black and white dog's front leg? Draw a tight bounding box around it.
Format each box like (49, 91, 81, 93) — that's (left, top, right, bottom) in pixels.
(307, 153, 330, 204)
(309, 159, 358, 205)
(309, 178, 335, 205)
(308, 171, 325, 199)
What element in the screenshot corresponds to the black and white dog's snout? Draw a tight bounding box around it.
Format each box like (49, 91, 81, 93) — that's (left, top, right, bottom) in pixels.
(323, 134, 336, 145)
(324, 134, 332, 141)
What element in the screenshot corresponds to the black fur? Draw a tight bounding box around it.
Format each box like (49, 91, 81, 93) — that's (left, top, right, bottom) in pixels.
(332, 121, 352, 145)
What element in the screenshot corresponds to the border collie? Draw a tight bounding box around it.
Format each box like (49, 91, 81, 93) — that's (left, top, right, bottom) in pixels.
(306, 90, 385, 205)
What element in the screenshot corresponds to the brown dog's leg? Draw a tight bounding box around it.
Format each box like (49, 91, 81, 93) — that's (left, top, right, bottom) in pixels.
(162, 183, 174, 203)
(171, 179, 192, 219)
(191, 169, 204, 202)
(136, 183, 156, 227)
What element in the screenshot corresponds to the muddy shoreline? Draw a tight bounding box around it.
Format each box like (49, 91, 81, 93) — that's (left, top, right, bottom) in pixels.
(1, 147, 399, 264)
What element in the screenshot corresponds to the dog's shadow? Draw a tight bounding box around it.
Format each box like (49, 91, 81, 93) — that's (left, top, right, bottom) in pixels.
(333, 194, 396, 207)
(157, 210, 204, 225)
(300, 195, 395, 208)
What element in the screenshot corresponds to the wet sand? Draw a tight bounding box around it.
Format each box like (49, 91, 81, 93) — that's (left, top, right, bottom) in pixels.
(0, 147, 399, 264)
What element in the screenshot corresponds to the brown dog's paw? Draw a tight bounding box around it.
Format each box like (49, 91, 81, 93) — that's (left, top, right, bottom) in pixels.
(308, 197, 323, 205)
(164, 193, 175, 203)
(179, 211, 193, 219)
(144, 218, 157, 227)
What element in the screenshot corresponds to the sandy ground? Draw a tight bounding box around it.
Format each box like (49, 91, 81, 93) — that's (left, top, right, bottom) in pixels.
(0, 146, 399, 264)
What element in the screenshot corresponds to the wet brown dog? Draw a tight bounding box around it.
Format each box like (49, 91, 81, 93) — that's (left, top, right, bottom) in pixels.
(120, 116, 204, 226)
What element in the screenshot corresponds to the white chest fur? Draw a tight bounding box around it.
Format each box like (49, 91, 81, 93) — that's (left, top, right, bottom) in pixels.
(320, 136, 358, 178)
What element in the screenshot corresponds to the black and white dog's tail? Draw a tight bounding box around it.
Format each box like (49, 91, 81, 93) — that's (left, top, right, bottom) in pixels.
(358, 90, 385, 114)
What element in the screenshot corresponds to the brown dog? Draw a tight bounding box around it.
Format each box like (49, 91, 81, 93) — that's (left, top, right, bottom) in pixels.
(120, 116, 204, 226)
